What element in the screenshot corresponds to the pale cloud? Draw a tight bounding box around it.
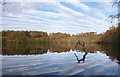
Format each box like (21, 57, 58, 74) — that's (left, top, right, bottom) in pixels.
(4, 0, 119, 2)
(98, 2, 118, 15)
(1, 0, 116, 34)
(65, 0, 106, 18)
(2, 2, 32, 15)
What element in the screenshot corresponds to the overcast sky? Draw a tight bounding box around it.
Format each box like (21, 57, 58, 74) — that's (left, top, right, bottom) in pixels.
(1, 0, 118, 34)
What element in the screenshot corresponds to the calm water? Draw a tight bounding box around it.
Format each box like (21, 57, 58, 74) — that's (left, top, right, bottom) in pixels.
(1, 43, 120, 75)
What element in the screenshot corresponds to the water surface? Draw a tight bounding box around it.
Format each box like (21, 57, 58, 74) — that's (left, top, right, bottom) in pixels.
(2, 43, 119, 75)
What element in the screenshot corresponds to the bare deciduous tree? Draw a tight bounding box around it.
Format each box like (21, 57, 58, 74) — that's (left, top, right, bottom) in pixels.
(108, 1, 120, 23)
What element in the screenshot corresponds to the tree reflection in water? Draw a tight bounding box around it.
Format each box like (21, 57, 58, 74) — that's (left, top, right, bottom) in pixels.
(74, 40, 88, 63)
(2, 41, 119, 65)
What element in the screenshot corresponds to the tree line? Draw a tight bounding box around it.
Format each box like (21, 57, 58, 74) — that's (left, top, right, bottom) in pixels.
(2, 30, 100, 44)
(2, 24, 119, 45)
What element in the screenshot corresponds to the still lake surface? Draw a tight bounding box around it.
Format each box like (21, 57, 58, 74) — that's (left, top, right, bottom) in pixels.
(2, 43, 120, 75)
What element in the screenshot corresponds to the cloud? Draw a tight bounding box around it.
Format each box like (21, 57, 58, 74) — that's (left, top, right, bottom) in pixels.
(64, 0, 106, 18)
(4, 0, 119, 2)
(98, 2, 117, 14)
(2, 2, 32, 15)
(1, 1, 116, 34)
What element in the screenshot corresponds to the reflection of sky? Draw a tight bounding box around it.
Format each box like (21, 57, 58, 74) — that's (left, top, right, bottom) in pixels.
(1, 1, 118, 34)
(2, 51, 118, 75)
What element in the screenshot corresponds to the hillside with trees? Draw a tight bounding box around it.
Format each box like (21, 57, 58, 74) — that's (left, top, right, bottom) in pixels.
(99, 24, 119, 46)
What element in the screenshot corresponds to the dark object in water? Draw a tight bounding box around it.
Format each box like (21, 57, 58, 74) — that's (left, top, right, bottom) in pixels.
(74, 40, 87, 63)
(74, 53, 87, 63)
